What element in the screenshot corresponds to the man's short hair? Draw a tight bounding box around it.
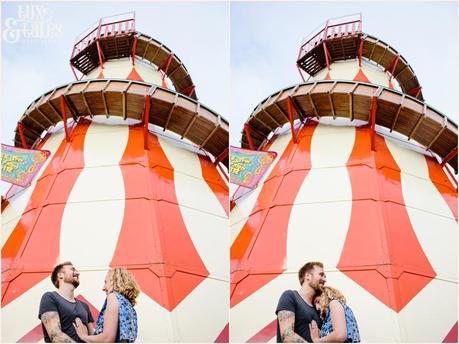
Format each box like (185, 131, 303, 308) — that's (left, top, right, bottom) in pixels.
(51, 261, 73, 288)
(298, 261, 324, 285)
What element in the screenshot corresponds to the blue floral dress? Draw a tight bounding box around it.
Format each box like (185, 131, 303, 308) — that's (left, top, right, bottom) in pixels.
(94, 292, 138, 342)
(320, 300, 360, 342)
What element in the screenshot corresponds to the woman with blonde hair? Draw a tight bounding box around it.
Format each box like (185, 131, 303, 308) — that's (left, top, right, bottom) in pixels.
(309, 286, 360, 343)
(74, 267, 140, 342)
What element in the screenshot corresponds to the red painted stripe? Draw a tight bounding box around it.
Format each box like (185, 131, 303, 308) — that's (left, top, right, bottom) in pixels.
(111, 126, 208, 311)
(230, 123, 317, 307)
(199, 155, 229, 216)
(126, 67, 144, 81)
(247, 319, 277, 343)
(426, 156, 458, 221)
(17, 323, 43, 343)
(353, 68, 370, 82)
(339, 128, 436, 312)
(443, 321, 458, 343)
(1, 122, 90, 307)
(214, 323, 229, 343)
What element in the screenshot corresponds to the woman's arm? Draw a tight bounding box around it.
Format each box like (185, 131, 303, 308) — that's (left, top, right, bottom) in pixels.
(77, 293, 119, 343)
(311, 300, 347, 343)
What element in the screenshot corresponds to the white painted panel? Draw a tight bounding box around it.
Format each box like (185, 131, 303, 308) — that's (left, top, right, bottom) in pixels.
(399, 278, 457, 342)
(74, 269, 109, 312)
(173, 278, 228, 342)
(329, 61, 359, 80)
(59, 123, 128, 268)
(386, 138, 455, 219)
(157, 136, 227, 218)
(287, 124, 354, 270)
(309, 125, 355, 168)
(158, 136, 228, 279)
(135, 291, 172, 342)
(287, 202, 352, 270)
(362, 63, 392, 88)
(386, 139, 457, 279)
(2, 131, 65, 246)
(1, 277, 53, 342)
(230, 132, 291, 243)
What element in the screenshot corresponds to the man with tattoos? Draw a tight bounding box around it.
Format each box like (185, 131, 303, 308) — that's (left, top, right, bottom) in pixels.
(39, 262, 95, 342)
(276, 261, 326, 342)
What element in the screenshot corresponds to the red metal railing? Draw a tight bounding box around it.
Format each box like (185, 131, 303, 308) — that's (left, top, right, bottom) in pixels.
(70, 12, 136, 59)
(297, 13, 362, 62)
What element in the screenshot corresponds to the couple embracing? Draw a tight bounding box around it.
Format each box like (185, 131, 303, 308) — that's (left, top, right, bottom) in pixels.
(38, 262, 139, 343)
(276, 261, 361, 343)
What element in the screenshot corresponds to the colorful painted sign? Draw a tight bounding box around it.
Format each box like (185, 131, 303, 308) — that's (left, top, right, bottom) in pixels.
(230, 146, 277, 189)
(1, 144, 50, 187)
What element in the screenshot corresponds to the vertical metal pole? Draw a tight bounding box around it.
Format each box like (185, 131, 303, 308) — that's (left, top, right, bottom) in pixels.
(358, 36, 364, 67)
(131, 36, 137, 65)
(17, 123, 28, 148)
(297, 65, 306, 82)
(287, 98, 298, 143)
(60, 96, 70, 142)
(143, 95, 151, 150)
(441, 147, 457, 167)
(370, 96, 377, 151)
(323, 43, 331, 70)
(244, 124, 255, 150)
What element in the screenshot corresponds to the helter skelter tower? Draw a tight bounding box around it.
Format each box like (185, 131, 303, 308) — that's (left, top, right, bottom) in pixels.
(230, 14, 457, 342)
(2, 13, 229, 342)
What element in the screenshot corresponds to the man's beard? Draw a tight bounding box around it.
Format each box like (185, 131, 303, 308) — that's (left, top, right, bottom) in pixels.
(65, 276, 80, 288)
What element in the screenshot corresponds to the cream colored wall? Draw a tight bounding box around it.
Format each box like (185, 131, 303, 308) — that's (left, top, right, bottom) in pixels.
(83, 59, 164, 86)
(312, 60, 400, 91)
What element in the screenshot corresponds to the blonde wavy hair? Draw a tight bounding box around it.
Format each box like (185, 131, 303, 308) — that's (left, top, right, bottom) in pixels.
(107, 268, 140, 306)
(316, 286, 346, 318)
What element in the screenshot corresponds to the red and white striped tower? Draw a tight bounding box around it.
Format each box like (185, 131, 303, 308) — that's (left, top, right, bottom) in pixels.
(2, 13, 229, 342)
(230, 14, 457, 342)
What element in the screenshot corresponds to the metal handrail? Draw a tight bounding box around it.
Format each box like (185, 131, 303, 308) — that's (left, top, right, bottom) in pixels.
(298, 14, 362, 62)
(70, 12, 136, 58)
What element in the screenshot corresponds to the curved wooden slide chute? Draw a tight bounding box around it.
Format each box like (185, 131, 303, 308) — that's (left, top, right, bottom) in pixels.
(241, 80, 457, 172)
(14, 79, 229, 167)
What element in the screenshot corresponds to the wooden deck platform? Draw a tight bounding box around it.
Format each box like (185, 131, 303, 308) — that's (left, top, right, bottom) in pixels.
(15, 79, 228, 167)
(70, 31, 197, 100)
(297, 33, 424, 101)
(241, 80, 457, 171)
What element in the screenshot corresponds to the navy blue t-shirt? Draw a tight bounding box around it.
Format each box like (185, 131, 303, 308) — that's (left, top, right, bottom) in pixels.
(38, 291, 94, 342)
(275, 290, 322, 343)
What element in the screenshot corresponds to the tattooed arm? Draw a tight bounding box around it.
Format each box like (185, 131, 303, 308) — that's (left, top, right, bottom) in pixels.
(41, 311, 76, 343)
(278, 310, 307, 343)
